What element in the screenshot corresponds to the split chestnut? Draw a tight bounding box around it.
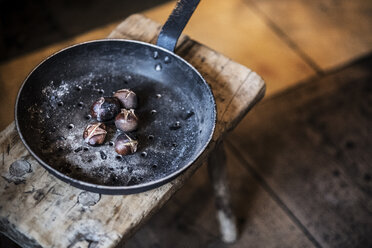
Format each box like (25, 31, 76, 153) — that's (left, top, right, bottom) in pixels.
(115, 133, 138, 156)
(83, 123, 107, 146)
(115, 109, 138, 132)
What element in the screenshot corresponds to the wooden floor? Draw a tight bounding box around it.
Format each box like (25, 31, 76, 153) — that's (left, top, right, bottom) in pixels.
(123, 54, 372, 248)
(1, 0, 372, 247)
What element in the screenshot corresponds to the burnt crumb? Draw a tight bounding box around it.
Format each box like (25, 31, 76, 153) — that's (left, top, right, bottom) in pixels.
(100, 151, 107, 160)
(169, 121, 181, 130)
(169, 126, 181, 130)
(56, 136, 66, 141)
(82, 154, 96, 163)
(74, 147, 83, 153)
(181, 111, 194, 120)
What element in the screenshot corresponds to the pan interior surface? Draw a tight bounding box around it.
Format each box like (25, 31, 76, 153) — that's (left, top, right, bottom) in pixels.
(16, 40, 215, 191)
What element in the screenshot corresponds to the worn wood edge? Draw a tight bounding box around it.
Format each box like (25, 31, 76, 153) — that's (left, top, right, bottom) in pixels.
(0, 14, 265, 248)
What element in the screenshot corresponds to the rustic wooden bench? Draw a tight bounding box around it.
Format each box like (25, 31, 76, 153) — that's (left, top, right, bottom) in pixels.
(0, 14, 265, 247)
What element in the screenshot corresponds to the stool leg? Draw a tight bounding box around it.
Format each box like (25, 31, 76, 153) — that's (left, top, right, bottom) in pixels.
(208, 141, 238, 243)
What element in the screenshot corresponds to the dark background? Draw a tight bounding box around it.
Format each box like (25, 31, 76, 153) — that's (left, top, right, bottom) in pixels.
(0, 0, 170, 62)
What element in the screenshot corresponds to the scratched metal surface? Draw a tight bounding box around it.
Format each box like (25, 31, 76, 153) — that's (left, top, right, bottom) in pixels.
(16, 40, 216, 193)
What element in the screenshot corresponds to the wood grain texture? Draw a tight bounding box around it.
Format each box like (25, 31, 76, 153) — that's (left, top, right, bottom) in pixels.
(144, 0, 316, 95)
(248, 0, 372, 71)
(125, 145, 315, 248)
(0, 14, 265, 248)
(228, 54, 372, 248)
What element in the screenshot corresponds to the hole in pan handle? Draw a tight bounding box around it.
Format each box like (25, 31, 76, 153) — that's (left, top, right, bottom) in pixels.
(156, 0, 200, 52)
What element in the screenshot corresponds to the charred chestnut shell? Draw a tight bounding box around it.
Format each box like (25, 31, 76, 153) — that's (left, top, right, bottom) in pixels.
(90, 97, 121, 122)
(114, 133, 138, 155)
(115, 109, 138, 132)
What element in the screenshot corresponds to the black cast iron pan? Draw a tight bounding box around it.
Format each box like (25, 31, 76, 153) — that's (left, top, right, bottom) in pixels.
(15, 0, 216, 194)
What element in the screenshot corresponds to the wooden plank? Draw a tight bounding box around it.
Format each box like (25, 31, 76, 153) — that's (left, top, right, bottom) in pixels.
(144, 0, 316, 95)
(0, 14, 265, 248)
(248, 0, 372, 71)
(125, 146, 315, 248)
(228, 55, 372, 247)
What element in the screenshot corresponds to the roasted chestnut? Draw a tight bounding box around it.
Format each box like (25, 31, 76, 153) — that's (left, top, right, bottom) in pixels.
(83, 122, 107, 146)
(113, 89, 138, 109)
(115, 133, 138, 155)
(90, 97, 121, 122)
(115, 109, 138, 132)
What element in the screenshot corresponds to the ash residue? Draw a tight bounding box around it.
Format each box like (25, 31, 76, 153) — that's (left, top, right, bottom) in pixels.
(42, 80, 70, 98)
(28, 73, 202, 187)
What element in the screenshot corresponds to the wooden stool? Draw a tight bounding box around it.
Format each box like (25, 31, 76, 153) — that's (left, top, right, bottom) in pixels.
(0, 14, 265, 247)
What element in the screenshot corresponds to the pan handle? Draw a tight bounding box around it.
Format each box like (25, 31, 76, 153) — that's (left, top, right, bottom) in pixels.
(156, 0, 200, 52)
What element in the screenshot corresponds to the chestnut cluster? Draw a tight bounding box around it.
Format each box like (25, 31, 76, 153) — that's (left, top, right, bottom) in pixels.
(83, 89, 139, 156)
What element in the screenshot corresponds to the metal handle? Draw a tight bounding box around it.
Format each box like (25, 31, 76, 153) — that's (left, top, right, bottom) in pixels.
(156, 0, 200, 52)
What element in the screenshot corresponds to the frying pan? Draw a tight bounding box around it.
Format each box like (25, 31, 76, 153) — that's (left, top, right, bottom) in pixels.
(15, 0, 216, 194)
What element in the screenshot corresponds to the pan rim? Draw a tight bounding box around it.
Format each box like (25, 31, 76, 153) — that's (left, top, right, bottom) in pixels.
(15, 39, 216, 194)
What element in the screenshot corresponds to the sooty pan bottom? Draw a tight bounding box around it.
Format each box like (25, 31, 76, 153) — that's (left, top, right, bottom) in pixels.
(27, 73, 200, 186)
